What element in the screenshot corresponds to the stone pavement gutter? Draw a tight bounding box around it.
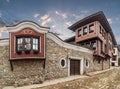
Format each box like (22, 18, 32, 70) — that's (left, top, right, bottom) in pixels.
(3, 67, 115, 89)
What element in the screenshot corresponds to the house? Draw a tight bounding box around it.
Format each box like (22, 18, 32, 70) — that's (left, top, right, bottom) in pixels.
(65, 11, 117, 70)
(0, 11, 118, 87)
(0, 21, 93, 87)
(110, 46, 119, 66)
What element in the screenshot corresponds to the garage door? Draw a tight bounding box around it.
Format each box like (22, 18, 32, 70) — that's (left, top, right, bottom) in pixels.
(70, 60, 80, 75)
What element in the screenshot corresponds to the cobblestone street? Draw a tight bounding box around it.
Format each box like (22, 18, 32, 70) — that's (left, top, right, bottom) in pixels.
(34, 67, 120, 89)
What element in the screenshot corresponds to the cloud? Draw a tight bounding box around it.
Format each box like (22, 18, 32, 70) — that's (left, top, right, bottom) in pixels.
(39, 14, 52, 26)
(33, 13, 40, 18)
(55, 10, 67, 19)
(41, 14, 49, 20)
(41, 18, 52, 26)
(51, 25, 56, 28)
(72, 14, 85, 19)
(66, 21, 72, 26)
(0, 27, 7, 37)
(107, 18, 112, 24)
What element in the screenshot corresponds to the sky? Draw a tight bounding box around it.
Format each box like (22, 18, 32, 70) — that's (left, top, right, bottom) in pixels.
(0, 0, 120, 44)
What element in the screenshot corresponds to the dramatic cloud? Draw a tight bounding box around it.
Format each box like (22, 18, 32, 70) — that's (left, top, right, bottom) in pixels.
(107, 18, 112, 24)
(33, 13, 40, 18)
(51, 25, 56, 28)
(40, 14, 49, 20)
(0, 27, 7, 37)
(66, 21, 72, 26)
(55, 10, 67, 19)
(39, 14, 52, 26)
(34, 10, 91, 40)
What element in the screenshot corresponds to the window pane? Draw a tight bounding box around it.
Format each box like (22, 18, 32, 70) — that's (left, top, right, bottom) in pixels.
(17, 38, 23, 51)
(83, 27, 87, 34)
(89, 24, 94, 32)
(78, 29, 82, 36)
(33, 38, 38, 44)
(17, 38, 23, 44)
(25, 37, 31, 50)
(25, 38, 30, 43)
(33, 38, 39, 51)
(18, 44, 23, 51)
(91, 41, 96, 50)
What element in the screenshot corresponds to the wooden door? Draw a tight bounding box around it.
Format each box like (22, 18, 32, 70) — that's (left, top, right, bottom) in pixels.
(70, 60, 80, 75)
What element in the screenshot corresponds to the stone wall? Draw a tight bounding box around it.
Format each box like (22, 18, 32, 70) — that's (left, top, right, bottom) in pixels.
(103, 59, 110, 70)
(0, 34, 110, 88)
(0, 46, 14, 89)
(93, 58, 110, 71)
(45, 37, 93, 80)
(0, 45, 44, 88)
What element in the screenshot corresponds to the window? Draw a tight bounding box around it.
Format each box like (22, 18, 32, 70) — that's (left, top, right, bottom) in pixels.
(17, 38, 23, 52)
(85, 60, 89, 68)
(98, 58, 101, 64)
(112, 56, 117, 61)
(86, 42, 90, 47)
(25, 37, 31, 51)
(60, 58, 66, 68)
(91, 41, 97, 50)
(100, 41, 105, 53)
(99, 26, 102, 34)
(89, 24, 94, 33)
(16, 37, 39, 53)
(33, 38, 39, 51)
(113, 49, 115, 54)
(83, 27, 87, 35)
(78, 29, 82, 36)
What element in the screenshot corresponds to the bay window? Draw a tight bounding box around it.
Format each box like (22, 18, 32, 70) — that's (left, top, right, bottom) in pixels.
(16, 37, 39, 53)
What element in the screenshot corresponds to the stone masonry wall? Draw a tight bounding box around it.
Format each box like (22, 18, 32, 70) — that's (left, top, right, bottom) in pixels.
(45, 37, 93, 80)
(0, 45, 44, 88)
(0, 46, 14, 89)
(93, 59, 110, 71)
(103, 59, 110, 70)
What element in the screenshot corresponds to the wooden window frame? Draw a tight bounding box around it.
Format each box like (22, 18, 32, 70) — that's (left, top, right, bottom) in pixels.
(16, 36, 39, 54)
(89, 24, 94, 33)
(91, 41, 97, 50)
(78, 29, 82, 37)
(83, 27, 88, 35)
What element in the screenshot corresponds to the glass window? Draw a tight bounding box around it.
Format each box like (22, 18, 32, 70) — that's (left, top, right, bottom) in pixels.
(86, 42, 90, 46)
(78, 29, 82, 36)
(85, 60, 89, 67)
(25, 37, 31, 50)
(91, 41, 96, 50)
(89, 24, 94, 33)
(83, 27, 87, 35)
(60, 59, 66, 68)
(17, 38, 23, 51)
(16, 37, 39, 53)
(99, 26, 102, 34)
(33, 38, 39, 51)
